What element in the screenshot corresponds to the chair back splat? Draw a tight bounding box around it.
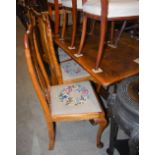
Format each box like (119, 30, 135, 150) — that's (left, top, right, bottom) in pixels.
(32, 11, 63, 85)
(24, 25, 52, 122)
(45, 16, 64, 84)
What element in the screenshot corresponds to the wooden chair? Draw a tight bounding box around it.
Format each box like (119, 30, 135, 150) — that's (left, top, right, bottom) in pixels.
(32, 10, 98, 86)
(61, 0, 83, 50)
(24, 21, 107, 150)
(25, 8, 63, 60)
(76, 0, 139, 72)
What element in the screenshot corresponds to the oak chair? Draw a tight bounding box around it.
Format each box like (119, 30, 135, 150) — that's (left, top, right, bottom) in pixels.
(24, 21, 107, 150)
(76, 0, 139, 72)
(32, 10, 99, 86)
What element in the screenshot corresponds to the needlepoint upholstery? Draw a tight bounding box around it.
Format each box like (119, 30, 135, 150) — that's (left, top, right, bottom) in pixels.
(58, 48, 71, 62)
(60, 60, 90, 81)
(50, 81, 102, 115)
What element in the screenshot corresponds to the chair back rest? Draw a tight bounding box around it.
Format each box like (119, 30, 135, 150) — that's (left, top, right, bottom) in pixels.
(43, 14, 63, 85)
(24, 22, 52, 123)
(29, 9, 63, 85)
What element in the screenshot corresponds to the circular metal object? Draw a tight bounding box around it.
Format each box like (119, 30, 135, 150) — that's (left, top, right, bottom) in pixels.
(107, 75, 139, 155)
(116, 75, 139, 120)
(108, 75, 139, 139)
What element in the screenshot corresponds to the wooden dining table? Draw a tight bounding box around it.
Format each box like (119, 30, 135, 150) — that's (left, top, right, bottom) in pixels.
(54, 26, 139, 87)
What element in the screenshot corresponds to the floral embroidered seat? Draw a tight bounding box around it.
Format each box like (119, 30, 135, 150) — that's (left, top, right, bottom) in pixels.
(50, 81, 102, 115)
(56, 48, 90, 83)
(60, 60, 90, 83)
(58, 47, 71, 62)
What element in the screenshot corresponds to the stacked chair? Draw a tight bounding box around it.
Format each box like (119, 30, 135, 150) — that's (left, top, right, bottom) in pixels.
(34, 8, 97, 85)
(24, 8, 107, 150)
(76, 0, 139, 72)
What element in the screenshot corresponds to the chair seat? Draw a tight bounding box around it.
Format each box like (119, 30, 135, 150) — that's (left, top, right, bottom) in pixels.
(60, 60, 90, 81)
(83, 0, 139, 18)
(62, 0, 82, 9)
(50, 81, 102, 115)
(48, 0, 62, 4)
(58, 48, 71, 62)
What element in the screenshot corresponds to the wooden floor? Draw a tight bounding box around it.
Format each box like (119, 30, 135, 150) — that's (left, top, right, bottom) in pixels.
(54, 25, 139, 87)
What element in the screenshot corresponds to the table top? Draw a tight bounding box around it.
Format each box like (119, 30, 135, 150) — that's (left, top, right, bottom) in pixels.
(54, 31, 139, 87)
